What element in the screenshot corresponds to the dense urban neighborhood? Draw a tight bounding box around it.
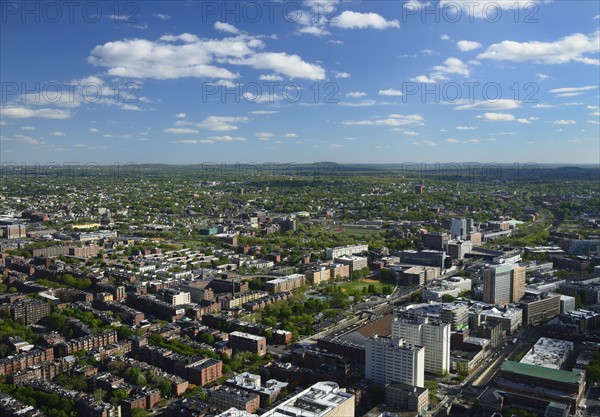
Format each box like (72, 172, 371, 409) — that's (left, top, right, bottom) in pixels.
(0, 165, 598, 417)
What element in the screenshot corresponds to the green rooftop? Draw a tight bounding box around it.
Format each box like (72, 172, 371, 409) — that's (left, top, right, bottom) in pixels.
(501, 361, 583, 385)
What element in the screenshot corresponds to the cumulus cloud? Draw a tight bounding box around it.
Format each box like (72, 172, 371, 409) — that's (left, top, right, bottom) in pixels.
(378, 89, 403, 96)
(175, 113, 186, 118)
(214, 22, 240, 34)
(457, 40, 482, 52)
(478, 32, 600, 65)
(409, 75, 437, 84)
(433, 57, 470, 77)
(88, 33, 326, 80)
(331, 11, 400, 30)
(333, 71, 351, 79)
(456, 126, 477, 130)
(50, 131, 66, 136)
(553, 119, 576, 125)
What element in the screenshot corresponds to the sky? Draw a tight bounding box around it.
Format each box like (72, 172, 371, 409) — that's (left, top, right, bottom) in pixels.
(1, 0, 599, 164)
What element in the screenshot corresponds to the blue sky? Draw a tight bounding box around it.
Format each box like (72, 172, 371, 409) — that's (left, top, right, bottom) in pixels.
(1, 0, 599, 164)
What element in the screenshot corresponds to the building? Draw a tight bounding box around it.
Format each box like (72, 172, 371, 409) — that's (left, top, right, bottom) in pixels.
(422, 232, 449, 251)
(365, 335, 424, 387)
(209, 386, 260, 414)
(391, 311, 450, 375)
(483, 264, 525, 305)
(325, 244, 368, 259)
(333, 255, 368, 275)
(482, 307, 523, 334)
(8, 299, 51, 325)
(518, 292, 561, 325)
(226, 372, 288, 407)
(385, 382, 429, 414)
(497, 361, 585, 412)
(261, 381, 354, 417)
(519, 338, 574, 370)
(441, 304, 469, 331)
(265, 274, 306, 293)
(446, 240, 473, 260)
(401, 266, 440, 286)
(400, 250, 449, 270)
(559, 295, 576, 314)
(229, 332, 267, 356)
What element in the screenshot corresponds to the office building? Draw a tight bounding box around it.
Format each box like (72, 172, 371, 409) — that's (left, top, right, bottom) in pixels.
(392, 311, 450, 375)
(229, 332, 267, 356)
(385, 382, 429, 414)
(483, 264, 525, 305)
(518, 292, 561, 325)
(365, 335, 424, 387)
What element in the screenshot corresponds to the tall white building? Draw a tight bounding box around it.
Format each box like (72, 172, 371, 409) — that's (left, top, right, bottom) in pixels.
(365, 335, 424, 387)
(391, 312, 450, 375)
(450, 218, 467, 240)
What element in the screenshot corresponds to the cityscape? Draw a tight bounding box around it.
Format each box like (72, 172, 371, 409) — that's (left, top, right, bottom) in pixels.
(1, 2, 600, 417)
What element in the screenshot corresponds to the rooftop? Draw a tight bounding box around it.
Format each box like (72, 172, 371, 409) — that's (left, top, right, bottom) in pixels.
(501, 361, 583, 385)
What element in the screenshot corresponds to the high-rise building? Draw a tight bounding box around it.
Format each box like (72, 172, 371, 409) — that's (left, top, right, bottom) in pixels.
(365, 336, 424, 387)
(483, 264, 513, 305)
(450, 218, 467, 240)
(391, 311, 450, 375)
(511, 266, 526, 303)
(483, 264, 526, 305)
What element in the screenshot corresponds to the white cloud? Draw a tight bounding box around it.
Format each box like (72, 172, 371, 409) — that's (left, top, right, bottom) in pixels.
(421, 49, 439, 56)
(447, 138, 460, 143)
(197, 116, 248, 131)
(338, 100, 376, 107)
(457, 40, 482, 52)
(298, 26, 331, 36)
(478, 32, 600, 65)
(284, 133, 298, 138)
(409, 75, 437, 83)
(0, 107, 71, 119)
(454, 99, 519, 111)
(259, 74, 283, 81)
(330, 144, 343, 149)
(174, 120, 194, 126)
(346, 91, 367, 98)
(433, 57, 470, 77)
(175, 113, 186, 118)
(333, 71, 351, 79)
(89, 34, 326, 80)
(533, 104, 554, 108)
(206, 135, 246, 142)
(214, 22, 240, 34)
(476, 112, 517, 122)
(164, 128, 200, 134)
(440, 34, 451, 41)
(20, 126, 36, 131)
(536, 73, 550, 81)
(153, 13, 171, 20)
(230, 52, 326, 80)
(553, 119, 576, 125)
(256, 132, 273, 140)
(328, 40, 344, 45)
(0, 134, 45, 145)
(50, 131, 65, 136)
(588, 120, 600, 124)
(89, 128, 99, 133)
(548, 86, 597, 94)
(343, 114, 425, 126)
(378, 88, 403, 96)
(456, 126, 477, 130)
(102, 134, 113, 138)
(250, 110, 279, 115)
(332, 11, 399, 30)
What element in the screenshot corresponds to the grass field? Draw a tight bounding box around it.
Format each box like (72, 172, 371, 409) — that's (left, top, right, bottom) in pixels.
(340, 278, 386, 294)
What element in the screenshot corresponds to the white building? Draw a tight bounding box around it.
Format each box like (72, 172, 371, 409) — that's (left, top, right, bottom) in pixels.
(261, 381, 354, 417)
(325, 244, 368, 259)
(391, 312, 450, 375)
(365, 336, 424, 387)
